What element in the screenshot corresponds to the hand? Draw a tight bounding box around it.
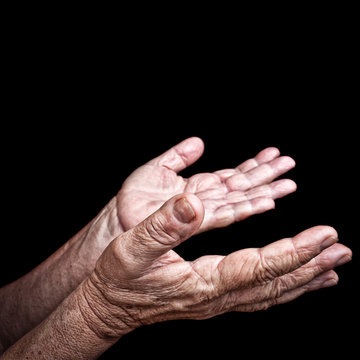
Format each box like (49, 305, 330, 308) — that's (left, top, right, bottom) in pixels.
(83, 137, 296, 261)
(116, 137, 296, 233)
(81, 194, 352, 338)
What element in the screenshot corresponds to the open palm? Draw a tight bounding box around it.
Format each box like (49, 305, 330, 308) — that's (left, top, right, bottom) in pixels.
(116, 137, 296, 234)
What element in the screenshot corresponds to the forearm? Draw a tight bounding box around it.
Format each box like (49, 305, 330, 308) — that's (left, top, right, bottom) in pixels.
(1, 280, 122, 360)
(0, 197, 122, 351)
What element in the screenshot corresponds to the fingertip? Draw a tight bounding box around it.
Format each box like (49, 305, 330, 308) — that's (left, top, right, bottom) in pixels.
(171, 193, 205, 226)
(150, 137, 205, 173)
(310, 225, 339, 241)
(182, 193, 205, 223)
(289, 179, 297, 191)
(306, 270, 339, 292)
(176, 137, 205, 170)
(279, 155, 296, 169)
(272, 179, 297, 196)
(294, 225, 339, 254)
(265, 147, 281, 156)
(333, 245, 352, 266)
(321, 270, 339, 288)
(285, 179, 297, 193)
(189, 136, 205, 148)
(174, 197, 196, 223)
(256, 147, 281, 163)
(183, 136, 205, 155)
(321, 278, 339, 288)
(251, 197, 276, 213)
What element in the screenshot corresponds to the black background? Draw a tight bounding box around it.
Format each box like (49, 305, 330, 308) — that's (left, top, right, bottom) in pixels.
(1, 7, 358, 358)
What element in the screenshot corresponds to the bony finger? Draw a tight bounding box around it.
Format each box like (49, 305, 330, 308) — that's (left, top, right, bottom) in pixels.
(231, 270, 339, 313)
(245, 179, 297, 200)
(306, 270, 339, 290)
(267, 270, 339, 307)
(211, 197, 275, 230)
(238, 244, 348, 306)
(227, 156, 296, 192)
(118, 193, 204, 273)
(223, 242, 351, 310)
(216, 226, 339, 291)
(268, 243, 350, 294)
(254, 226, 339, 284)
(227, 269, 339, 312)
(236, 147, 280, 172)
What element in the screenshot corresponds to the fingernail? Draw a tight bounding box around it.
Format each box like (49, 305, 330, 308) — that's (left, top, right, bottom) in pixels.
(320, 236, 338, 251)
(336, 254, 352, 267)
(322, 278, 338, 288)
(174, 197, 196, 223)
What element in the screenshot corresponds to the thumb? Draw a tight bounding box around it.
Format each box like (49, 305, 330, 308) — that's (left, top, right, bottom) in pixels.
(119, 193, 204, 272)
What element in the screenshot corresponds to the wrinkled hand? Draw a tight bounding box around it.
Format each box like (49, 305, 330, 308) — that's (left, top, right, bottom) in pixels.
(77, 138, 296, 273)
(117, 137, 296, 233)
(81, 194, 352, 338)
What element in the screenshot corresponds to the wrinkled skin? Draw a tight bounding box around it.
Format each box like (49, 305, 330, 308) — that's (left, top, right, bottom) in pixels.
(0, 137, 352, 359)
(86, 137, 297, 263)
(81, 194, 351, 338)
(115, 137, 296, 233)
(75, 138, 350, 339)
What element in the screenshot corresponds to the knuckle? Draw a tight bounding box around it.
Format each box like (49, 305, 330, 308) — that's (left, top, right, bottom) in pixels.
(226, 173, 252, 191)
(249, 185, 272, 198)
(191, 268, 218, 301)
(268, 276, 289, 299)
(143, 216, 178, 246)
(255, 249, 283, 284)
(312, 255, 328, 275)
(290, 237, 314, 264)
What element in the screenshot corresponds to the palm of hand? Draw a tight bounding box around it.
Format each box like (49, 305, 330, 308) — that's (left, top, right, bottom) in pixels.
(116, 164, 185, 231)
(116, 137, 296, 234)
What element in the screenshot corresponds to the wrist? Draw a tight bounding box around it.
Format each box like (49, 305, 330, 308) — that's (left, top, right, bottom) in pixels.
(78, 273, 137, 340)
(76, 197, 125, 271)
(1, 279, 123, 360)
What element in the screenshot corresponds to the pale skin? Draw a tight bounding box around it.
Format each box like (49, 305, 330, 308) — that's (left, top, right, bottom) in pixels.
(0, 137, 352, 359)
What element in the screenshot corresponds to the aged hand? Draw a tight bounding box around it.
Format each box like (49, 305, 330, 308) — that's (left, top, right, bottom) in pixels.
(0, 137, 297, 352)
(81, 194, 351, 338)
(83, 137, 296, 261)
(116, 137, 296, 233)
